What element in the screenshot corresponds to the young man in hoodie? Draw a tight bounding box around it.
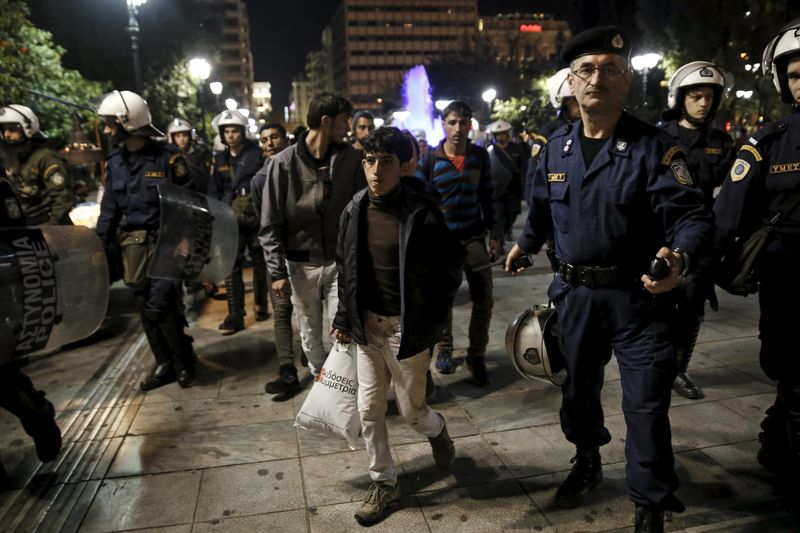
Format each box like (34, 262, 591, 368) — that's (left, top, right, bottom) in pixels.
(332, 127, 465, 525)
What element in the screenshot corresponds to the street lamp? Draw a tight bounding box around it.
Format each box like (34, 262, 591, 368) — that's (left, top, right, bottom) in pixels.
(631, 53, 662, 107)
(188, 57, 212, 141)
(209, 81, 223, 107)
(126, 0, 148, 93)
(481, 88, 497, 116)
(225, 98, 238, 111)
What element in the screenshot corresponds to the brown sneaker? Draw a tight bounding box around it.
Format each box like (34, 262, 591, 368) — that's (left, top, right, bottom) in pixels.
(354, 482, 401, 525)
(428, 415, 455, 470)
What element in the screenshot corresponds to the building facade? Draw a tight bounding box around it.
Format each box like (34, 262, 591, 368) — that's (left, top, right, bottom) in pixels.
(252, 82, 272, 123)
(330, 0, 479, 112)
(220, 0, 254, 109)
(477, 12, 570, 70)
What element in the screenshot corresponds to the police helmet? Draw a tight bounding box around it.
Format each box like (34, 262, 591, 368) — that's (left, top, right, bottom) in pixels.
(546, 68, 575, 109)
(488, 120, 512, 134)
(665, 61, 733, 122)
(167, 118, 193, 143)
(762, 18, 800, 103)
(505, 305, 567, 386)
(215, 110, 248, 143)
(97, 90, 164, 137)
(0, 105, 45, 140)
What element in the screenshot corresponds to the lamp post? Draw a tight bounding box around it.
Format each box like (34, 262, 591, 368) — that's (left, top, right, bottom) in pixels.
(631, 53, 662, 108)
(481, 88, 497, 118)
(188, 58, 211, 141)
(126, 0, 148, 93)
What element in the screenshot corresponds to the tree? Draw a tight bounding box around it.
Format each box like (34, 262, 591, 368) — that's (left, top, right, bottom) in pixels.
(144, 59, 202, 136)
(0, 0, 108, 143)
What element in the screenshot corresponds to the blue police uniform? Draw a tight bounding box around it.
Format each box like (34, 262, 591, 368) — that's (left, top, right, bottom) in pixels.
(525, 115, 572, 201)
(96, 140, 196, 385)
(518, 111, 714, 510)
(209, 140, 267, 328)
(714, 110, 800, 471)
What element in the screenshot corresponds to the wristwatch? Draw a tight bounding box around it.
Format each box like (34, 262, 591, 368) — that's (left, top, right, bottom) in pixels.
(672, 248, 690, 277)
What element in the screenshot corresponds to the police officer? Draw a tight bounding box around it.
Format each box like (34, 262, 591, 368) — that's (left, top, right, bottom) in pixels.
(714, 18, 800, 482)
(209, 110, 267, 332)
(166, 118, 212, 196)
(0, 168, 62, 486)
(660, 61, 735, 400)
(525, 68, 582, 201)
(487, 120, 528, 243)
(506, 26, 713, 532)
(95, 90, 197, 390)
(0, 105, 76, 225)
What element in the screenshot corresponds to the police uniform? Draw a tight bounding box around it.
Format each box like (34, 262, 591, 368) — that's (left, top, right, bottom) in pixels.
(6, 141, 75, 225)
(95, 140, 196, 384)
(714, 110, 800, 473)
(182, 143, 213, 197)
(210, 139, 267, 327)
(517, 26, 714, 517)
(525, 115, 571, 202)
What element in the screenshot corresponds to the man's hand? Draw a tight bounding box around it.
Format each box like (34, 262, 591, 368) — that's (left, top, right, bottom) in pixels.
(489, 238, 502, 262)
(272, 278, 291, 299)
(330, 327, 351, 344)
(641, 247, 684, 294)
(504, 243, 526, 275)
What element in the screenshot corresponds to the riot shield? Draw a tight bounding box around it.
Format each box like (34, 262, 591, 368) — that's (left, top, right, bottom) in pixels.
(148, 181, 238, 283)
(488, 145, 514, 196)
(0, 226, 109, 364)
(505, 304, 567, 386)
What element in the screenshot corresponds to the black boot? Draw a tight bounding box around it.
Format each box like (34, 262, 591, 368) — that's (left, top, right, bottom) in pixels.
(140, 363, 177, 391)
(758, 400, 791, 474)
(673, 316, 703, 400)
(465, 354, 489, 386)
(634, 504, 664, 533)
(265, 364, 301, 395)
(555, 446, 603, 508)
(12, 373, 62, 463)
(220, 272, 246, 333)
(160, 312, 197, 389)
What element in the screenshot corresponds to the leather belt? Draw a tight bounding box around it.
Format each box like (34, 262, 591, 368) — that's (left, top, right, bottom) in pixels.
(557, 259, 624, 288)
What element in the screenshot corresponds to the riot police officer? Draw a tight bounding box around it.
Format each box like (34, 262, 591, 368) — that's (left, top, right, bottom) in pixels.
(0, 105, 76, 225)
(0, 169, 62, 486)
(525, 68, 581, 200)
(166, 118, 212, 196)
(209, 110, 267, 332)
(714, 18, 800, 483)
(487, 120, 528, 243)
(660, 61, 735, 400)
(95, 90, 197, 390)
(506, 26, 713, 532)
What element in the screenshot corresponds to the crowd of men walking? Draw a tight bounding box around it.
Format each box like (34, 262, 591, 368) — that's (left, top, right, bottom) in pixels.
(1, 18, 800, 532)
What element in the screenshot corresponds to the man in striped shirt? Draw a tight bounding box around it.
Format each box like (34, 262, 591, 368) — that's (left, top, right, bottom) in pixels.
(417, 100, 502, 386)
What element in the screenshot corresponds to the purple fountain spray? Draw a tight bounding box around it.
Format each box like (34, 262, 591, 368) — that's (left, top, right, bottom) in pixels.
(393, 65, 444, 146)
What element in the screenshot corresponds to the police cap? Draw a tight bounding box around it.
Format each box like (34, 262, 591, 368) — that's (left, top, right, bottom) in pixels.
(561, 26, 631, 64)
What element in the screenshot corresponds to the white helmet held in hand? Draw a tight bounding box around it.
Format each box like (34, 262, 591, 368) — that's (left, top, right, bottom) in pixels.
(0, 104, 45, 139)
(762, 18, 800, 103)
(666, 61, 733, 111)
(546, 68, 574, 109)
(97, 90, 163, 137)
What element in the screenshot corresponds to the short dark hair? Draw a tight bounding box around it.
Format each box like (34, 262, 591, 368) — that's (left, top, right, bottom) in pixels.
(363, 127, 413, 164)
(441, 100, 472, 120)
(259, 122, 287, 137)
(401, 129, 420, 160)
(306, 92, 353, 129)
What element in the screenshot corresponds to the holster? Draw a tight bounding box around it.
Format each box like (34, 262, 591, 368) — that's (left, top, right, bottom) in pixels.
(119, 229, 155, 289)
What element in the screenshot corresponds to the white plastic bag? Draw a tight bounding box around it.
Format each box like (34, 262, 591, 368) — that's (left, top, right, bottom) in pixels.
(294, 343, 361, 448)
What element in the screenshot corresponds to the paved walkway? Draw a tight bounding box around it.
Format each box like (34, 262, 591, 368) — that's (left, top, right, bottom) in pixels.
(1, 249, 798, 532)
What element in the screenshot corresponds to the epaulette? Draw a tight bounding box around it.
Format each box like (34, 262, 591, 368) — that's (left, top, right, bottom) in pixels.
(748, 119, 789, 147)
(549, 122, 573, 141)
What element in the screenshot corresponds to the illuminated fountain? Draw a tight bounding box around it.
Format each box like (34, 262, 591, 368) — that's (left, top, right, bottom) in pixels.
(391, 65, 444, 146)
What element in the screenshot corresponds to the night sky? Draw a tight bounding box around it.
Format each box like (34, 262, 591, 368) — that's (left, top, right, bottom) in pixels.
(246, 0, 569, 114)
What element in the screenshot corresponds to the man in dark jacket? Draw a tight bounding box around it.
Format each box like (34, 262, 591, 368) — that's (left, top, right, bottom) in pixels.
(332, 127, 464, 526)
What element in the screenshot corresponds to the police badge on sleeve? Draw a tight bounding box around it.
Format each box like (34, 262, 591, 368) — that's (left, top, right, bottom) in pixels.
(730, 158, 751, 182)
(670, 159, 693, 186)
